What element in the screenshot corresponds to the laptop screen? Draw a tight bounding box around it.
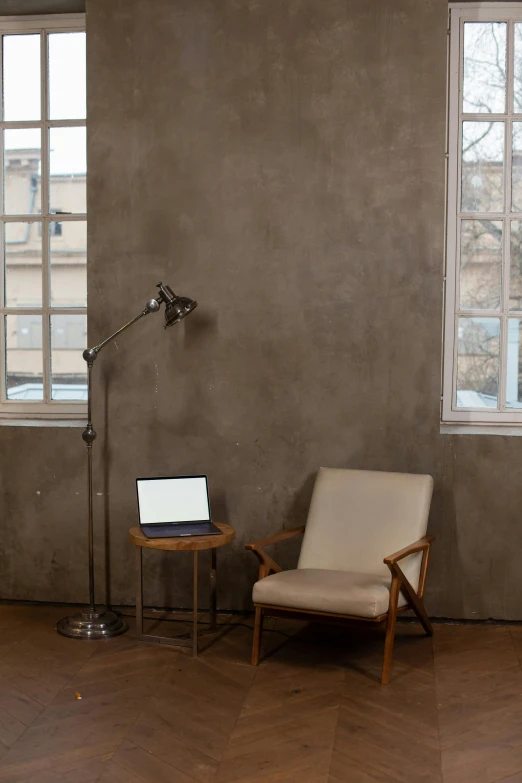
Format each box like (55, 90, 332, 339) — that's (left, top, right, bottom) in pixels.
(136, 476, 210, 525)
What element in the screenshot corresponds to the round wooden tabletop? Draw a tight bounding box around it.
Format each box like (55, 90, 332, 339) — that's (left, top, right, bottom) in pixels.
(128, 522, 235, 551)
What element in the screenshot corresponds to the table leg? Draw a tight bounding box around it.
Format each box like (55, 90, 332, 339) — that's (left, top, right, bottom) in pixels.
(210, 548, 217, 629)
(136, 546, 143, 639)
(193, 551, 198, 657)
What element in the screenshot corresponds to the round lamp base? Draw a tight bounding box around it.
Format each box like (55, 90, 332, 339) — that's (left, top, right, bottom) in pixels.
(56, 610, 128, 640)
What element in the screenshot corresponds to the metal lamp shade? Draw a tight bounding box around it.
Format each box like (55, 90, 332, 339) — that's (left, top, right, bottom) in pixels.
(164, 296, 198, 328)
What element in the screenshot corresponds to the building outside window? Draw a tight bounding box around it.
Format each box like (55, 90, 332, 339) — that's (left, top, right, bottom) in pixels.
(0, 14, 86, 420)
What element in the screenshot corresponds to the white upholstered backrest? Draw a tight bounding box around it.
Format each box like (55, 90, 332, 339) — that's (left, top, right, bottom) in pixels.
(297, 468, 433, 590)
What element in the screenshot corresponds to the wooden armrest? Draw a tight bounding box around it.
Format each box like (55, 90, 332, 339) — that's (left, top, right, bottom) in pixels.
(383, 535, 435, 566)
(245, 526, 305, 551)
(245, 526, 305, 579)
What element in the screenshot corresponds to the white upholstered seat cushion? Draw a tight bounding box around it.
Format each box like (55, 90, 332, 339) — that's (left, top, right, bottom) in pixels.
(252, 568, 408, 619)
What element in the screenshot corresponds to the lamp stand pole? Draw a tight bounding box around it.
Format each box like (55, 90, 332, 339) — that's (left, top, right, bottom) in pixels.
(56, 303, 160, 639)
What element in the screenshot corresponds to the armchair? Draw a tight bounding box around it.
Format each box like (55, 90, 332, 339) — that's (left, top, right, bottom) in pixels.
(246, 467, 435, 684)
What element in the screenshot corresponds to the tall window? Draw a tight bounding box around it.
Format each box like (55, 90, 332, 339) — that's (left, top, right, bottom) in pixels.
(0, 14, 86, 420)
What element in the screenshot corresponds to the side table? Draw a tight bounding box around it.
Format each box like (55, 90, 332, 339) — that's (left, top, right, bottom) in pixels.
(128, 523, 235, 656)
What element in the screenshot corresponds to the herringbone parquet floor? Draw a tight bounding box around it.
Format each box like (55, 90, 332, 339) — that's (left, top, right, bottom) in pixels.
(0, 606, 519, 782)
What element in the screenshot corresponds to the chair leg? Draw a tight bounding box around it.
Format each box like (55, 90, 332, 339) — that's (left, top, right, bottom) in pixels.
(252, 607, 264, 666)
(393, 568, 434, 638)
(410, 594, 434, 637)
(381, 577, 400, 685)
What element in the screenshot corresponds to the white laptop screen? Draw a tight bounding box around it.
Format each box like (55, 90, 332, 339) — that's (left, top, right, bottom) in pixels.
(137, 476, 210, 525)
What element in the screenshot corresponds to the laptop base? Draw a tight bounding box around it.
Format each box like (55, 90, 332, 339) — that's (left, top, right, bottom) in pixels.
(140, 521, 221, 539)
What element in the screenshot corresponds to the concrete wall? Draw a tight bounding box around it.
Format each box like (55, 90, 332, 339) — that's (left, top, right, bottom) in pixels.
(2, 0, 518, 619)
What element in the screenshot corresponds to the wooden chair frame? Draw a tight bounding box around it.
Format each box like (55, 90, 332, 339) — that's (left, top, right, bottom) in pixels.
(246, 528, 435, 684)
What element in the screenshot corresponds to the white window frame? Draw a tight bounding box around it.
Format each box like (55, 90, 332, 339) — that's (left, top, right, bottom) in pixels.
(443, 3, 522, 425)
(0, 13, 86, 422)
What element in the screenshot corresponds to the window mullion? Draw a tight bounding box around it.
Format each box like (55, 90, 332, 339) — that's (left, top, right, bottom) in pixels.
(500, 202, 511, 411)
(499, 22, 514, 412)
(0, 119, 83, 129)
(40, 28, 50, 404)
(2, 213, 85, 222)
(499, 314, 509, 411)
(506, 22, 514, 214)
(1, 307, 86, 315)
(0, 218, 4, 405)
(41, 226, 50, 404)
(0, 34, 4, 405)
(0, 34, 4, 221)
(0, 314, 5, 405)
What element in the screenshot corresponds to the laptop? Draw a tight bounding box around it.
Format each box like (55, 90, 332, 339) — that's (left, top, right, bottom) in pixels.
(136, 475, 221, 538)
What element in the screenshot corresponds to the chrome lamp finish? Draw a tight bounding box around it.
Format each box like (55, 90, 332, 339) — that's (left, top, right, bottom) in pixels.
(57, 282, 198, 640)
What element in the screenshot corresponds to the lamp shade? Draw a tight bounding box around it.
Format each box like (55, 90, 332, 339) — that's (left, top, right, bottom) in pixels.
(155, 282, 198, 328)
(164, 296, 198, 328)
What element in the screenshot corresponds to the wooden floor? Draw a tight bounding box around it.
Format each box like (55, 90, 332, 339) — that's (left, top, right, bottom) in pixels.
(0, 608, 519, 783)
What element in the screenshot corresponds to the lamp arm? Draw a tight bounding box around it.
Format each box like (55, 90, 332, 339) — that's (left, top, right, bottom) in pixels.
(91, 309, 148, 355)
(84, 298, 160, 361)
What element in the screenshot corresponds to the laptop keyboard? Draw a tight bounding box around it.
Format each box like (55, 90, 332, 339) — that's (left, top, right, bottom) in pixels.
(141, 522, 220, 538)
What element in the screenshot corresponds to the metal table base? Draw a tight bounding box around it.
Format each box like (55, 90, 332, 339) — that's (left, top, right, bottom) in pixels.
(135, 547, 218, 656)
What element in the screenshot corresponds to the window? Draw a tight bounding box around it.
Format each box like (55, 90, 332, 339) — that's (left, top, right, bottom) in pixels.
(0, 14, 87, 420)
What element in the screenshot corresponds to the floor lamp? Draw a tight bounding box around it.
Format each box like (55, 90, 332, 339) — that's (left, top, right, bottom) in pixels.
(57, 282, 198, 640)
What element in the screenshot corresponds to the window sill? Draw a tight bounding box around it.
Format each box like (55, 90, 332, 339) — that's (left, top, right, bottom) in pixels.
(440, 423, 522, 436)
(0, 419, 86, 428)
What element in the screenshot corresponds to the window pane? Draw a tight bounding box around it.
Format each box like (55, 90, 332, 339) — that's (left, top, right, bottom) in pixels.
(4, 129, 41, 215)
(510, 221, 522, 310)
(5, 314, 43, 400)
(49, 127, 86, 214)
(515, 24, 522, 112)
(4, 222, 42, 307)
(463, 22, 506, 114)
(50, 220, 86, 307)
(513, 123, 522, 211)
(456, 317, 500, 408)
(459, 219, 502, 310)
(506, 319, 522, 407)
(2, 34, 40, 121)
(48, 33, 86, 120)
(50, 314, 87, 400)
(462, 122, 504, 213)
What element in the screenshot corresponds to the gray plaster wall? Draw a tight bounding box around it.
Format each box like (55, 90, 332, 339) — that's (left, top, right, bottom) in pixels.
(0, 0, 516, 619)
